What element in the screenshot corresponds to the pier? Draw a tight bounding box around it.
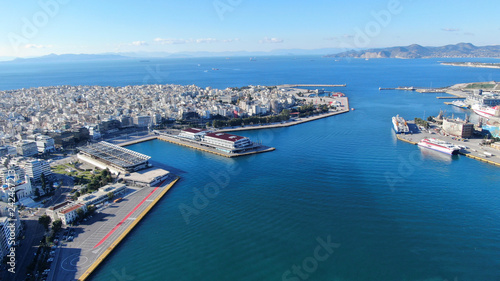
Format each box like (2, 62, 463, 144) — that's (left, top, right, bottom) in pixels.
(436, 96, 465, 99)
(77, 178, 179, 281)
(278, 84, 346, 88)
(396, 130, 500, 168)
(49, 177, 180, 281)
(379, 87, 416, 91)
(156, 134, 275, 158)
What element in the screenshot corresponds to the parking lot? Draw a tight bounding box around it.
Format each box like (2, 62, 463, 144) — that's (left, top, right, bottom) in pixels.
(45, 179, 176, 281)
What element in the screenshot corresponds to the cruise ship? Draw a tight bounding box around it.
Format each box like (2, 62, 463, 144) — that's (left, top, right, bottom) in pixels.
(417, 138, 460, 155)
(392, 115, 409, 134)
(471, 104, 500, 119)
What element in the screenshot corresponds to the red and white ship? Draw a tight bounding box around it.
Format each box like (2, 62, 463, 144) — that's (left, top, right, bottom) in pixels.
(417, 138, 460, 155)
(471, 104, 500, 119)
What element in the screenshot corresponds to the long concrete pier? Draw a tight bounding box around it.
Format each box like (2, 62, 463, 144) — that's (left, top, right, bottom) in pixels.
(278, 84, 346, 88)
(156, 134, 275, 158)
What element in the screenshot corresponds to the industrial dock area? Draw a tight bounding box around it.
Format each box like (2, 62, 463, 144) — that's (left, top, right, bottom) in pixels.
(395, 119, 500, 167)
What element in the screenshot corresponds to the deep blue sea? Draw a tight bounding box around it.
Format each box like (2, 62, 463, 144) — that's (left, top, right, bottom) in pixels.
(2, 56, 500, 281)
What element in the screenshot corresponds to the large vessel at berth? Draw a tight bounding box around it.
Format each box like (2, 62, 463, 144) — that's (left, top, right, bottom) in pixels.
(450, 100, 469, 109)
(417, 138, 460, 155)
(392, 115, 409, 133)
(471, 104, 500, 119)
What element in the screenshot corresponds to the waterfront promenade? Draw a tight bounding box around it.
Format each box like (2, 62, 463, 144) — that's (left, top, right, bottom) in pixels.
(109, 105, 350, 157)
(46, 177, 179, 281)
(219, 107, 350, 133)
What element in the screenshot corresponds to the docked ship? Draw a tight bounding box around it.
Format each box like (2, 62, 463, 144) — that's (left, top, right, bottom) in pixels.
(471, 104, 500, 119)
(417, 138, 460, 155)
(392, 115, 409, 134)
(450, 100, 469, 109)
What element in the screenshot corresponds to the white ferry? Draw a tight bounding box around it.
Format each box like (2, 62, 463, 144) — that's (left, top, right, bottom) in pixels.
(392, 115, 409, 134)
(471, 104, 500, 119)
(417, 138, 460, 155)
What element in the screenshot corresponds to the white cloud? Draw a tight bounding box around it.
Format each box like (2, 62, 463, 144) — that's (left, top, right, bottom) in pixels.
(25, 44, 53, 49)
(259, 37, 284, 44)
(131, 41, 148, 46)
(442, 28, 460, 32)
(154, 38, 238, 45)
(196, 38, 217, 43)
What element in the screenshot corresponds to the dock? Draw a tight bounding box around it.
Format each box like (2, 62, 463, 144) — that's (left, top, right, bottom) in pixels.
(436, 96, 464, 99)
(379, 87, 416, 91)
(49, 177, 180, 281)
(77, 177, 179, 281)
(278, 84, 346, 88)
(396, 130, 500, 168)
(156, 134, 275, 158)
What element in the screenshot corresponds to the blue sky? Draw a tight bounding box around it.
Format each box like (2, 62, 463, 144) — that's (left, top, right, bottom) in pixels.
(1, 0, 499, 57)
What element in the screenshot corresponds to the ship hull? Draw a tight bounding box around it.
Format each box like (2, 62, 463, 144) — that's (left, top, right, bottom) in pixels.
(418, 139, 459, 155)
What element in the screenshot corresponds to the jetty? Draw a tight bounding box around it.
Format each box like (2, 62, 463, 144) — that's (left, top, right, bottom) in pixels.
(379, 87, 416, 91)
(278, 84, 346, 88)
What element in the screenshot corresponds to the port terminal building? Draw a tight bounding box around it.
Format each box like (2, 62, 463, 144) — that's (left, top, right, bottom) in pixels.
(77, 141, 151, 175)
(77, 141, 172, 187)
(177, 129, 255, 153)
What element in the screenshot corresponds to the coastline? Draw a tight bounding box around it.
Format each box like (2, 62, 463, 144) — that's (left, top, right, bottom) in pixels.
(78, 177, 180, 281)
(441, 62, 500, 69)
(218, 108, 350, 133)
(111, 108, 350, 156)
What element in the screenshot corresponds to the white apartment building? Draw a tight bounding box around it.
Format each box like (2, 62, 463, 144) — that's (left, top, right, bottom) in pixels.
(46, 201, 87, 225)
(20, 159, 52, 183)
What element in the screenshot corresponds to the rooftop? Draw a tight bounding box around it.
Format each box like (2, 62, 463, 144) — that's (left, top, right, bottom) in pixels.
(182, 128, 207, 134)
(78, 141, 151, 169)
(204, 132, 247, 142)
(60, 203, 85, 214)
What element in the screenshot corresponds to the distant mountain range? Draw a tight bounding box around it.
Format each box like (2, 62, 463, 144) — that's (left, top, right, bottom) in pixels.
(10, 53, 128, 63)
(2, 48, 346, 63)
(326, 43, 500, 59)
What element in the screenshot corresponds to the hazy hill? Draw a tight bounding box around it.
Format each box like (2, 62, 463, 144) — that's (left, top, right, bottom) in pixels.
(326, 43, 500, 59)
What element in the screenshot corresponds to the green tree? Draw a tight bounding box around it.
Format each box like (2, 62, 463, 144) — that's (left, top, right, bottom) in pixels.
(107, 192, 114, 201)
(76, 208, 85, 221)
(38, 215, 51, 232)
(87, 205, 96, 215)
(52, 219, 62, 233)
(41, 173, 47, 193)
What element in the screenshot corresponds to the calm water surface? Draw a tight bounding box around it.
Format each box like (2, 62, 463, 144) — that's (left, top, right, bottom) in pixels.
(2, 57, 500, 280)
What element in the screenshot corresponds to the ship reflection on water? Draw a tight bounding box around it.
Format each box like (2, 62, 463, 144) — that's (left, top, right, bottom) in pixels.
(419, 146, 459, 163)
